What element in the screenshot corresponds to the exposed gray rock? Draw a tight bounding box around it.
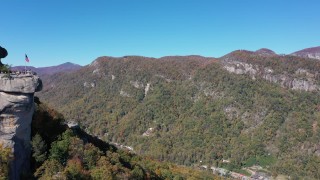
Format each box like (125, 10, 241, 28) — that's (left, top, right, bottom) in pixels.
(223, 61, 258, 76)
(145, 83, 151, 96)
(92, 68, 100, 74)
(295, 68, 316, 78)
(291, 79, 318, 91)
(130, 80, 144, 89)
(0, 74, 42, 93)
(0, 74, 42, 179)
(120, 89, 132, 97)
(66, 121, 79, 129)
(306, 53, 320, 60)
(142, 127, 155, 137)
(84, 81, 96, 88)
(223, 61, 320, 92)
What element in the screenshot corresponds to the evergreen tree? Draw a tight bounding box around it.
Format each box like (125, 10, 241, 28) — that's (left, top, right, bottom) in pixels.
(31, 134, 47, 164)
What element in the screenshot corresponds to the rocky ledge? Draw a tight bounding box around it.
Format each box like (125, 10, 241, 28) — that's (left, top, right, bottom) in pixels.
(223, 61, 320, 92)
(0, 74, 42, 179)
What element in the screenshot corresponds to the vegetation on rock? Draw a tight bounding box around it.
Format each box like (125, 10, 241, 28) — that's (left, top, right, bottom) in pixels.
(0, 145, 12, 179)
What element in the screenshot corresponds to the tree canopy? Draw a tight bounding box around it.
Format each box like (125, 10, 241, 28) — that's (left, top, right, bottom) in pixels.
(0, 46, 8, 67)
(0, 46, 8, 59)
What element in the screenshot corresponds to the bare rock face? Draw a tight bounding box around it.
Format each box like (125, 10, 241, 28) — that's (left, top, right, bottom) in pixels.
(223, 61, 320, 91)
(0, 74, 42, 179)
(0, 75, 42, 93)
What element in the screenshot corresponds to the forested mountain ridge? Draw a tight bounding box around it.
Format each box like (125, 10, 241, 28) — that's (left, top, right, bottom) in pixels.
(0, 98, 216, 179)
(37, 50, 320, 179)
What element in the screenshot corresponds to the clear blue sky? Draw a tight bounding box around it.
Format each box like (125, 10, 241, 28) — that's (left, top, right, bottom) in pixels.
(1, 0, 319, 67)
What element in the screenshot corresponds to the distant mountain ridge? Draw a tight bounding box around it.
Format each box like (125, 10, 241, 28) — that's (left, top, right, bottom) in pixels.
(13, 62, 82, 75)
(10, 46, 320, 75)
(291, 46, 320, 60)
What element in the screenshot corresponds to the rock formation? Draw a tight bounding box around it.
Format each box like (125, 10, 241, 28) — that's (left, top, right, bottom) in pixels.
(223, 61, 320, 91)
(0, 73, 42, 179)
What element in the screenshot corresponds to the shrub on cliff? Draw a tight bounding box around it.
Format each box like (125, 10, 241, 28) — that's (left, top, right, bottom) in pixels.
(0, 64, 10, 73)
(0, 144, 12, 179)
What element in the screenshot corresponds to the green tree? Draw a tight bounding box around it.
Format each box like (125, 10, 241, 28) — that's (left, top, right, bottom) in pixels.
(90, 156, 115, 180)
(131, 165, 144, 179)
(34, 159, 64, 179)
(49, 130, 73, 164)
(31, 134, 47, 164)
(83, 144, 101, 170)
(64, 157, 89, 180)
(0, 64, 10, 74)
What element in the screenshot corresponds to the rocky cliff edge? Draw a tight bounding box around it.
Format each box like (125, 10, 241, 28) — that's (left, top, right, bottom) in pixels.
(0, 73, 42, 179)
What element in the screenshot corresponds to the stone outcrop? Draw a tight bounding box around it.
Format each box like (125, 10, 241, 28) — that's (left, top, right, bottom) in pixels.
(83, 81, 96, 88)
(223, 61, 320, 91)
(292, 52, 320, 60)
(0, 74, 42, 179)
(130, 80, 144, 89)
(0, 74, 42, 93)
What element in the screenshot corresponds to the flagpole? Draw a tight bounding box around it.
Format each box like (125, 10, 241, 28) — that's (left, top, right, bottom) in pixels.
(25, 54, 27, 74)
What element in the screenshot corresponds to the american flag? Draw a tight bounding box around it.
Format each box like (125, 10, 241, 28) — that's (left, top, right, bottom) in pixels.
(25, 54, 29, 62)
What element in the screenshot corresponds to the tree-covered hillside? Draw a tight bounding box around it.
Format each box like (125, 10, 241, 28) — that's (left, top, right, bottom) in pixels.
(38, 54, 320, 179)
(1, 98, 216, 179)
